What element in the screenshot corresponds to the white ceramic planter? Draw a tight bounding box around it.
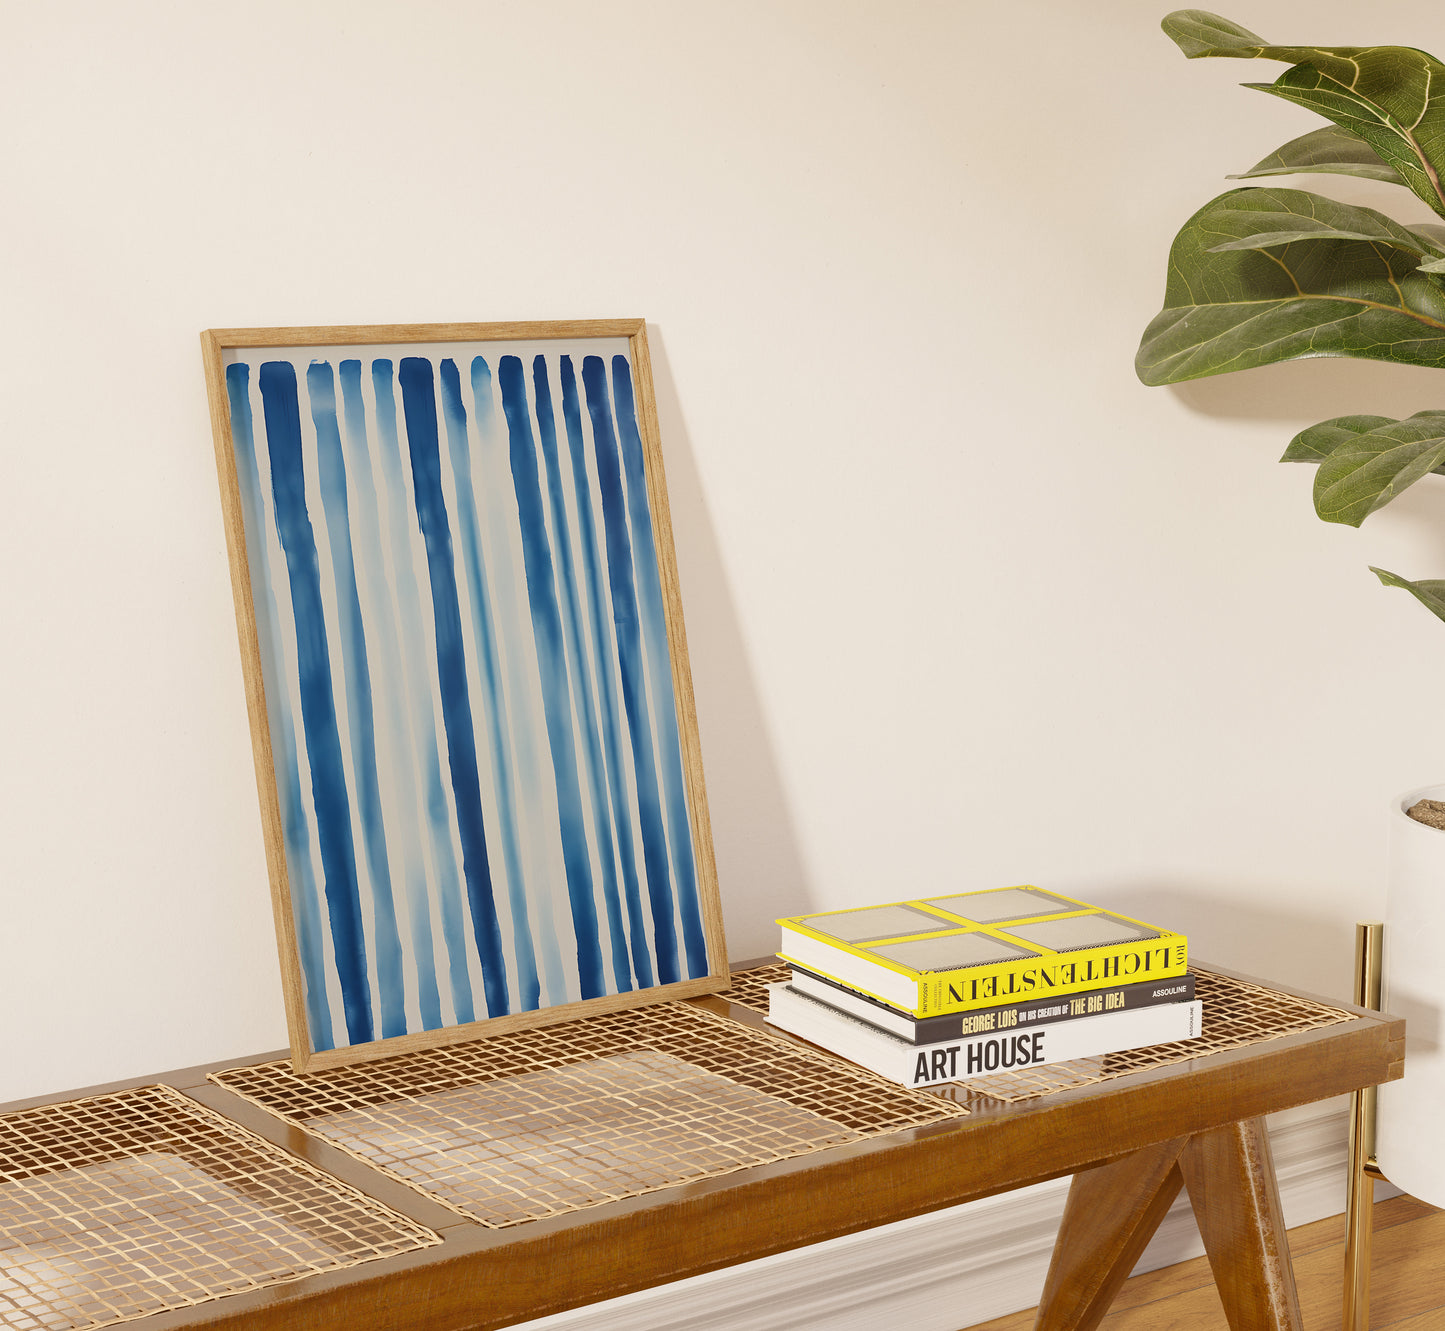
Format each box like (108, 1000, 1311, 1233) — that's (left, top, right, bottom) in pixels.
(1375, 783, 1445, 1208)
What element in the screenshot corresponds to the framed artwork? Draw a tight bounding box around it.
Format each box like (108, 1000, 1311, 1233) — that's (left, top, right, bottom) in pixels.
(201, 321, 727, 1071)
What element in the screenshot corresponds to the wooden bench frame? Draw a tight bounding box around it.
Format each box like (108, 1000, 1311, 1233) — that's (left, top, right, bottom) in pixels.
(0, 961, 1402, 1331)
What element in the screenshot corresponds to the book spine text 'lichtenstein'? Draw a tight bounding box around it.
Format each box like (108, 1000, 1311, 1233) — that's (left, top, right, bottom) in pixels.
(778, 929, 1188, 1017)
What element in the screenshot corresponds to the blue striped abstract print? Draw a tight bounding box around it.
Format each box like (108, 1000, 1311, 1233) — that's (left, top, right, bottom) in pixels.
(225, 341, 710, 1052)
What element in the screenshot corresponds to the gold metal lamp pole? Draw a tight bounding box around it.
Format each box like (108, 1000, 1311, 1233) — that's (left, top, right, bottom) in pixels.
(1344, 921, 1386, 1331)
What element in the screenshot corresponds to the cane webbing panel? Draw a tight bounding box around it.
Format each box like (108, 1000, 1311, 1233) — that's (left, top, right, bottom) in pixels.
(0, 1084, 438, 1331)
(306, 1051, 859, 1227)
(211, 1000, 966, 1228)
(726, 964, 1356, 1105)
(725, 962, 793, 1016)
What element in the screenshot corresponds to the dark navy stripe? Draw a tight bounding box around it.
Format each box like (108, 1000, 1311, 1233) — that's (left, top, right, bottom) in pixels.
(559, 357, 653, 987)
(371, 361, 474, 1026)
(580, 355, 679, 984)
(532, 356, 633, 993)
(338, 360, 443, 1031)
(438, 358, 541, 1011)
(227, 363, 337, 1052)
(498, 355, 605, 999)
(397, 356, 509, 1018)
(308, 361, 408, 1036)
(610, 357, 709, 978)
(257, 360, 373, 1046)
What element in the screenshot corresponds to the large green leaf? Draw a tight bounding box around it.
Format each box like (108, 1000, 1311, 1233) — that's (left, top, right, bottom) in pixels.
(1162, 11, 1427, 87)
(1202, 192, 1444, 256)
(1136, 187, 1445, 384)
(1250, 66, 1445, 218)
(1162, 12, 1445, 217)
(1312, 413, 1445, 525)
(1280, 414, 1397, 462)
(1371, 566, 1445, 623)
(1414, 224, 1445, 269)
(1230, 126, 1409, 186)
(1284, 410, 1445, 462)
(1160, 11, 1269, 57)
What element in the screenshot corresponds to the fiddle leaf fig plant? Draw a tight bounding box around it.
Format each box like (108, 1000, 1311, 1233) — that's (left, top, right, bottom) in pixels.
(1137, 11, 1445, 621)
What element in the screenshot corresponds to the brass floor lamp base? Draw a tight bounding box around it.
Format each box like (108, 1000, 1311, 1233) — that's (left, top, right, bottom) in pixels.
(1344, 920, 1386, 1331)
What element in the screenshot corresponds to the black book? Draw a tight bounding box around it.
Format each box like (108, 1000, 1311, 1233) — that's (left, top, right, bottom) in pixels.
(788, 965, 1196, 1046)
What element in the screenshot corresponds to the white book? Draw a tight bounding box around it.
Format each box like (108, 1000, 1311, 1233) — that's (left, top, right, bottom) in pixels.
(766, 982, 1203, 1088)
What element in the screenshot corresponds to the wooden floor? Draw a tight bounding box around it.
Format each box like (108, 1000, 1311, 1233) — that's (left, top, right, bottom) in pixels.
(968, 1193, 1445, 1331)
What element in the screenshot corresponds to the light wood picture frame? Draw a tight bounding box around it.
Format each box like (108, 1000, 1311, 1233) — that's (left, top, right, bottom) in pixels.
(202, 321, 727, 1071)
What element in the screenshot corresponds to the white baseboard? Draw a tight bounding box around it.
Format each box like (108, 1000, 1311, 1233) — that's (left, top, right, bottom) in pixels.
(514, 1096, 1392, 1331)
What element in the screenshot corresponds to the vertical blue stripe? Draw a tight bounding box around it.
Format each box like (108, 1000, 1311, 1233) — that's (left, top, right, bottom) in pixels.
(580, 355, 680, 984)
(498, 355, 605, 999)
(468, 357, 568, 1005)
(611, 357, 709, 978)
(257, 360, 373, 1046)
(438, 357, 541, 1011)
(371, 360, 475, 1026)
(533, 356, 633, 992)
(559, 357, 653, 987)
(227, 363, 337, 1053)
(397, 356, 510, 1018)
(307, 361, 408, 1036)
(338, 360, 444, 1031)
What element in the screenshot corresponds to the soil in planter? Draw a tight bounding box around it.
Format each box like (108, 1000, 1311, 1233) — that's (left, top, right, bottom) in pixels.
(1406, 798, 1445, 830)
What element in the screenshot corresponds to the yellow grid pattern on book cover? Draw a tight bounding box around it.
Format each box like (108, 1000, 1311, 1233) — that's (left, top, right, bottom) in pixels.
(778, 887, 1188, 1017)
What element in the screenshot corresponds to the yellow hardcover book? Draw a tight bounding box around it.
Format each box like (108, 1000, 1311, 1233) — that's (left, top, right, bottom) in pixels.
(776, 886, 1188, 1017)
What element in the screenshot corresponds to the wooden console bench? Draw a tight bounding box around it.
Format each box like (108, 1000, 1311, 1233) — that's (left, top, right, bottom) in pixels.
(0, 962, 1402, 1331)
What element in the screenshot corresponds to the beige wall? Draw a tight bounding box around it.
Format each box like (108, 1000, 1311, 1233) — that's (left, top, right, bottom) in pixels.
(4, 0, 1444, 1102)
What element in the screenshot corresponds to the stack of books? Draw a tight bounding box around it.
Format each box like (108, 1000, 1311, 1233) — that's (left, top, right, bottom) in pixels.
(767, 886, 1201, 1088)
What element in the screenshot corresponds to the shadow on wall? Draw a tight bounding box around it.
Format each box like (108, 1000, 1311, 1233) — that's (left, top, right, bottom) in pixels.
(645, 327, 816, 959)
(1170, 355, 1445, 578)
(1168, 354, 1445, 425)
(1072, 877, 1355, 1003)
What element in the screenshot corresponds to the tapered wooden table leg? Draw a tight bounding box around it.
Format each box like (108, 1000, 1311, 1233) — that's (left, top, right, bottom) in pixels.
(1178, 1117, 1303, 1331)
(1033, 1136, 1188, 1331)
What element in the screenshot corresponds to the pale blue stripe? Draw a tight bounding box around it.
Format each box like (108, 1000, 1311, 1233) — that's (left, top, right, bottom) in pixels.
(439, 357, 541, 1010)
(307, 361, 408, 1036)
(399, 356, 510, 1018)
(338, 360, 444, 1032)
(558, 356, 653, 987)
(497, 354, 604, 999)
(533, 356, 633, 992)
(227, 363, 337, 1052)
(469, 357, 570, 1007)
(259, 361, 373, 1045)
(371, 360, 477, 1026)
(581, 355, 680, 984)
(611, 357, 709, 977)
